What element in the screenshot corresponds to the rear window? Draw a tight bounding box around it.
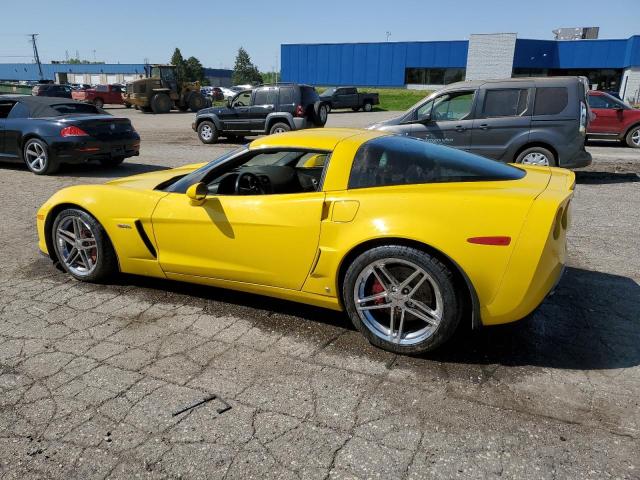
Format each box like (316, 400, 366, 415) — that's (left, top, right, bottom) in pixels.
(483, 89, 529, 117)
(348, 136, 525, 189)
(51, 103, 100, 115)
(534, 87, 568, 115)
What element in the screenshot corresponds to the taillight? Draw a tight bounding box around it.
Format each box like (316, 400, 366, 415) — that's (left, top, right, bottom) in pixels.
(60, 126, 89, 137)
(295, 105, 304, 117)
(579, 101, 587, 135)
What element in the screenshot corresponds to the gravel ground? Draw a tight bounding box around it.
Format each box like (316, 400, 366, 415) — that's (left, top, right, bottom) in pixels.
(0, 106, 638, 479)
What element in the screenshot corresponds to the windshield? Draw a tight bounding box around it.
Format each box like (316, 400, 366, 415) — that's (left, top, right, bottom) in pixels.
(320, 87, 336, 97)
(164, 146, 248, 192)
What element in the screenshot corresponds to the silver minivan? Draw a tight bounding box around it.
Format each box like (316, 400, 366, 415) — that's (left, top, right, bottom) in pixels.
(369, 77, 592, 168)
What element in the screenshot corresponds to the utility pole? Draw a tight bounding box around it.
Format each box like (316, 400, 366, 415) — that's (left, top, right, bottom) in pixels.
(30, 33, 43, 80)
(386, 31, 392, 42)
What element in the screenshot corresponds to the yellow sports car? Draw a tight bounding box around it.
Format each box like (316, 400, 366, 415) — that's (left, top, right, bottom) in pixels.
(37, 129, 574, 354)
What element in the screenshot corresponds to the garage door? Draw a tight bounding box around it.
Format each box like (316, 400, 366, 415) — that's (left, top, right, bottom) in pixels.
(90, 75, 101, 85)
(107, 75, 118, 84)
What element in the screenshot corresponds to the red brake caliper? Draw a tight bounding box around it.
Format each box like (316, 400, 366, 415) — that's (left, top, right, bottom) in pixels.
(371, 279, 385, 305)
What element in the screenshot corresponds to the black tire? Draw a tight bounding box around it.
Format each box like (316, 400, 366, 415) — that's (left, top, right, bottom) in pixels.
(99, 156, 125, 167)
(312, 102, 329, 127)
(342, 245, 461, 354)
(124, 102, 132, 109)
(625, 125, 640, 148)
(189, 93, 206, 112)
(269, 122, 291, 135)
(150, 93, 171, 114)
(198, 120, 219, 144)
(23, 138, 59, 175)
(51, 208, 117, 283)
(514, 146, 556, 167)
(352, 107, 361, 112)
(177, 104, 190, 112)
(93, 98, 104, 109)
(363, 102, 373, 112)
(326, 104, 332, 113)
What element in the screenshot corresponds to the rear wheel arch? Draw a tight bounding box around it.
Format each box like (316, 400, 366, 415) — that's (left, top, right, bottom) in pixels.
(266, 116, 293, 133)
(513, 142, 558, 164)
(44, 203, 120, 271)
(336, 237, 480, 329)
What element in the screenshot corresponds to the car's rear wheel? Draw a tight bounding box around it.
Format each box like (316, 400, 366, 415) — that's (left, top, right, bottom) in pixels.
(198, 121, 218, 144)
(99, 156, 125, 167)
(23, 138, 59, 175)
(515, 146, 556, 167)
(93, 98, 104, 109)
(52, 208, 117, 283)
(343, 246, 461, 354)
(269, 122, 291, 135)
(151, 93, 171, 114)
(625, 125, 640, 148)
(363, 102, 373, 112)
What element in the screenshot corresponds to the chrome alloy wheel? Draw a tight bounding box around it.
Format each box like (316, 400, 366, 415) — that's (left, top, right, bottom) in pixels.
(353, 258, 443, 345)
(632, 129, 640, 146)
(25, 141, 48, 173)
(273, 126, 287, 134)
(200, 124, 213, 141)
(521, 152, 550, 166)
(55, 216, 99, 276)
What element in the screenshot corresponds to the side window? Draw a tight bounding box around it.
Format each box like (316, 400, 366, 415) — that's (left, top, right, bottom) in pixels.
(534, 87, 568, 115)
(416, 100, 434, 121)
(335, 88, 346, 95)
(253, 88, 277, 105)
(278, 87, 295, 105)
(348, 136, 525, 189)
(431, 91, 474, 121)
(7, 102, 29, 119)
(96, 85, 108, 92)
(588, 95, 609, 109)
(345, 88, 357, 95)
(482, 89, 529, 117)
(231, 92, 252, 107)
(0, 101, 16, 118)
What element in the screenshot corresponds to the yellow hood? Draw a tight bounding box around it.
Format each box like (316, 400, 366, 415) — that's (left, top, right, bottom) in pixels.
(105, 162, 206, 190)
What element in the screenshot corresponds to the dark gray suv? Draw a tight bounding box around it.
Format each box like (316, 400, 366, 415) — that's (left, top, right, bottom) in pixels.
(369, 77, 591, 168)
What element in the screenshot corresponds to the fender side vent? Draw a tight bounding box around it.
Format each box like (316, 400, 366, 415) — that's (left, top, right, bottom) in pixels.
(134, 220, 157, 258)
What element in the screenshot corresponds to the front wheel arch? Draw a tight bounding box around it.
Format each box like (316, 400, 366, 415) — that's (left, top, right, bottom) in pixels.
(336, 237, 479, 330)
(44, 203, 120, 272)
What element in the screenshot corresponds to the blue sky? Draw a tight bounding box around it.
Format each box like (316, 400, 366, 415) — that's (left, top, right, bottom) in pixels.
(0, 0, 637, 71)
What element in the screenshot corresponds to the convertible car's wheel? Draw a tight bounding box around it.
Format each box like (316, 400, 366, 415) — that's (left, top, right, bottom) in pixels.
(23, 138, 59, 175)
(52, 208, 117, 283)
(515, 147, 556, 167)
(343, 246, 461, 354)
(198, 121, 218, 144)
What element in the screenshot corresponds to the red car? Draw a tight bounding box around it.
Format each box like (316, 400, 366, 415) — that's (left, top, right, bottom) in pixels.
(587, 91, 640, 148)
(71, 84, 124, 108)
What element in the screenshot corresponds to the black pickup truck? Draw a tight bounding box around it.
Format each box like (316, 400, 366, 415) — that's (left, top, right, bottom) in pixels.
(319, 87, 380, 112)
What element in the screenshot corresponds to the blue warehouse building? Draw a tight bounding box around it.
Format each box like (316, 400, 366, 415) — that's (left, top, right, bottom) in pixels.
(281, 33, 640, 103)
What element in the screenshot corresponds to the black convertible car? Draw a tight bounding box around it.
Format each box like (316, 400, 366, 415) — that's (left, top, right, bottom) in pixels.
(0, 95, 140, 175)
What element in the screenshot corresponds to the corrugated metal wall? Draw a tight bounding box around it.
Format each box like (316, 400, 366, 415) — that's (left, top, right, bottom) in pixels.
(281, 41, 468, 87)
(0, 63, 146, 81)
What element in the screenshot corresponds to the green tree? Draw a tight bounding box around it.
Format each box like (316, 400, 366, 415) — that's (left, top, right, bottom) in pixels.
(170, 48, 187, 81)
(232, 47, 263, 85)
(185, 56, 204, 83)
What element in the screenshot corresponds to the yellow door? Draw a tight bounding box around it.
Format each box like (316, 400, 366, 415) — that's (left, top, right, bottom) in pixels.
(151, 191, 325, 290)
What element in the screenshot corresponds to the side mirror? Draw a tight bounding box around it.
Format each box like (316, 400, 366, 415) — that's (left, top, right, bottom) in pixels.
(226, 99, 232, 108)
(186, 182, 208, 205)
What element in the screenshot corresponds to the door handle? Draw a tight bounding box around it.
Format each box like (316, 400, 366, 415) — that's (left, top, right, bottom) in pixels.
(455, 125, 466, 132)
(479, 124, 490, 130)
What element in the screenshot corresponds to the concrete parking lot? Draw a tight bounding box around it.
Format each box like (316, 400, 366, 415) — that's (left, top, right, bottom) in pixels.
(0, 107, 638, 479)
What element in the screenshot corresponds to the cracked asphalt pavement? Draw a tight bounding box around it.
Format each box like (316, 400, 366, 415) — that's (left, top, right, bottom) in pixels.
(0, 107, 639, 479)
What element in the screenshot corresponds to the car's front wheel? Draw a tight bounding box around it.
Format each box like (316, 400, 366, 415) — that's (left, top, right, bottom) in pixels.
(625, 125, 640, 148)
(23, 138, 59, 175)
(343, 246, 461, 354)
(198, 121, 219, 144)
(51, 208, 117, 282)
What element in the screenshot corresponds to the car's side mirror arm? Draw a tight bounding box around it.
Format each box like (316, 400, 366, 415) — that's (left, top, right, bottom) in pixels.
(186, 182, 208, 206)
